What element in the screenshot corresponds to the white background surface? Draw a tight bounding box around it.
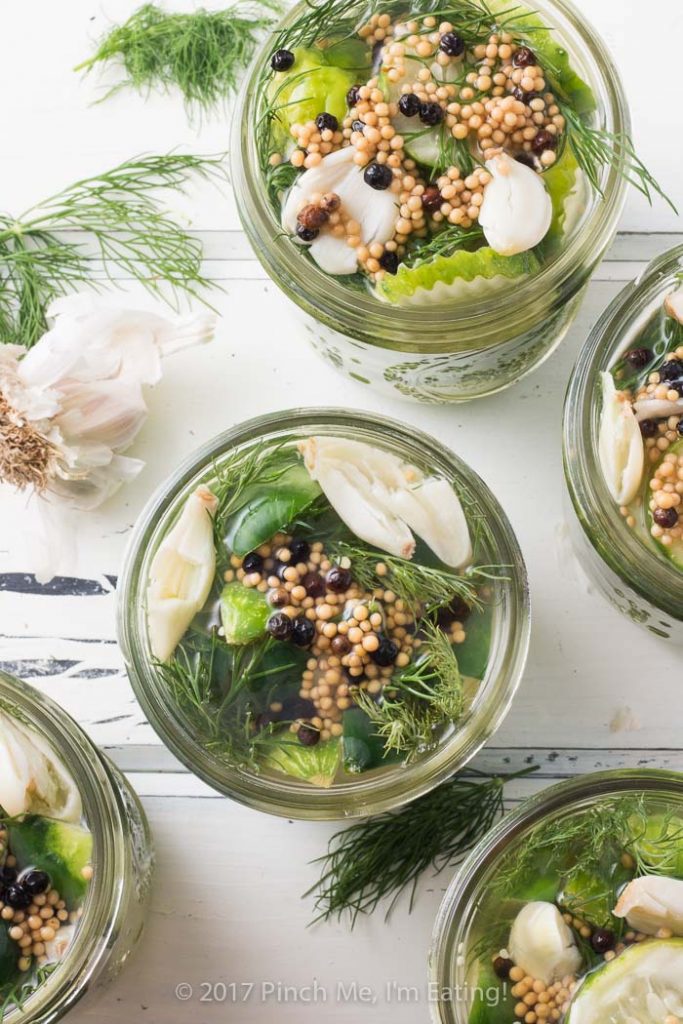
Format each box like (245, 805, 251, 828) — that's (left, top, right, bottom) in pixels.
(1, 1, 682, 1021)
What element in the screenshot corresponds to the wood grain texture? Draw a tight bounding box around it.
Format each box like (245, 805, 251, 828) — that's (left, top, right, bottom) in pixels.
(1, 0, 682, 1019)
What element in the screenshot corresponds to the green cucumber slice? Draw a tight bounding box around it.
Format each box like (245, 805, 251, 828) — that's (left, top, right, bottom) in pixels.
(376, 247, 540, 306)
(558, 864, 632, 929)
(468, 962, 516, 1024)
(261, 735, 341, 788)
(542, 146, 582, 244)
(225, 465, 321, 557)
(566, 939, 683, 1024)
(220, 582, 270, 644)
(342, 707, 401, 774)
(267, 46, 360, 145)
(455, 606, 492, 681)
(8, 816, 92, 907)
(648, 440, 683, 570)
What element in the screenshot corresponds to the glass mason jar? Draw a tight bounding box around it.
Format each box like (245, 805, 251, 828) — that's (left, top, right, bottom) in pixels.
(118, 408, 530, 820)
(563, 245, 683, 643)
(231, 0, 629, 404)
(429, 768, 683, 1024)
(0, 671, 154, 1023)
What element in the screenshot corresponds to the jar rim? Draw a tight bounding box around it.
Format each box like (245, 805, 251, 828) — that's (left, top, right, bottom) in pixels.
(563, 244, 683, 624)
(231, 0, 630, 346)
(428, 767, 683, 1024)
(117, 407, 530, 820)
(0, 672, 128, 1022)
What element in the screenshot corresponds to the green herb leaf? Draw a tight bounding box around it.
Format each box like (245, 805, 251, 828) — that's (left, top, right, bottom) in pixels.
(306, 765, 539, 924)
(76, 2, 283, 117)
(0, 153, 227, 348)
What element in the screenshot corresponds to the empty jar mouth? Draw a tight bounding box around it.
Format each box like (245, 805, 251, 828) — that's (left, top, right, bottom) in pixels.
(117, 407, 530, 820)
(231, 0, 629, 348)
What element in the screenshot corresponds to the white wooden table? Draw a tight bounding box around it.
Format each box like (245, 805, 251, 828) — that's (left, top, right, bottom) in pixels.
(2, 2, 682, 1021)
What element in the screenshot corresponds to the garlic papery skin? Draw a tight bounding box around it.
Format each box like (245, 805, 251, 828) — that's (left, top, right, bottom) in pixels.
(300, 436, 471, 567)
(634, 396, 683, 422)
(479, 153, 552, 256)
(508, 901, 582, 985)
(282, 149, 398, 275)
(613, 875, 683, 936)
(664, 284, 683, 324)
(146, 485, 218, 662)
(0, 712, 82, 822)
(0, 292, 214, 582)
(598, 371, 644, 505)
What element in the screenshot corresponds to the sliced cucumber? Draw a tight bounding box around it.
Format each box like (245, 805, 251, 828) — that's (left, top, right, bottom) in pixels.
(267, 47, 359, 146)
(225, 465, 321, 557)
(558, 865, 632, 929)
(261, 735, 341, 788)
(342, 707, 401, 774)
(454, 605, 492, 681)
(566, 939, 683, 1024)
(8, 816, 92, 907)
(648, 440, 683, 570)
(541, 147, 582, 244)
(468, 962, 516, 1024)
(376, 247, 539, 307)
(220, 582, 270, 644)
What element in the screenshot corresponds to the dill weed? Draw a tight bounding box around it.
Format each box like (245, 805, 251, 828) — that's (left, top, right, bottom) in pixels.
(307, 765, 538, 924)
(76, 2, 283, 118)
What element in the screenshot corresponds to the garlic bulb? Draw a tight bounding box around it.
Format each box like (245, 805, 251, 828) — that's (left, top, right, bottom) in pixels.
(282, 149, 398, 275)
(479, 153, 552, 256)
(0, 711, 82, 822)
(300, 436, 471, 567)
(664, 284, 683, 324)
(598, 371, 644, 505)
(614, 875, 683, 936)
(508, 902, 582, 985)
(0, 292, 214, 582)
(147, 485, 218, 662)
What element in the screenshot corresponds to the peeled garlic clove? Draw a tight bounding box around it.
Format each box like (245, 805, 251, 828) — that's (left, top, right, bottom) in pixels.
(634, 397, 683, 421)
(390, 477, 472, 568)
(282, 149, 398, 275)
(614, 875, 683, 936)
(509, 901, 582, 985)
(44, 924, 77, 964)
(147, 485, 218, 662)
(479, 153, 552, 256)
(0, 712, 82, 822)
(598, 371, 644, 505)
(664, 284, 683, 324)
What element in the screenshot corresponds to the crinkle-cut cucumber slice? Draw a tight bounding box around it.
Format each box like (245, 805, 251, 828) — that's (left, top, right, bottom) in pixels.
(261, 735, 340, 788)
(376, 246, 540, 306)
(566, 939, 683, 1024)
(542, 147, 582, 241)
(648, 439, 683, 570)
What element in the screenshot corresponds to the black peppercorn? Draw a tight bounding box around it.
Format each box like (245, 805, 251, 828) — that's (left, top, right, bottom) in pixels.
(590, 928, 616, 954)
(364, 162, 393, 190)
(419, 101, 444, 126)
(660, 358, 683, 383)
(371, 637, 399, 667)
(677, 417, 683, 436)
(4, 884, 31, 909)
(267, 612, 293, 641)
(352, 119, 365, 133)
(531, 129, 556, 153)
(315, 112, 338, 133)
(493, 956, 514, 980)
(302, 571, 325, 597)
(379, 250, 399, 274)
(326, 566, 352, 592)
(347, 85, 360, 108)
(291, 617, 316, 647)
(639, 418, 658, 438)
(296, 223, 319, 242)
(289, 537, 310, 563)
(514, 152, 536, 169)
(331, 634, 351, 656)
(242, 551, 264, 574)
(654, 506, 679, 529)
(398, 93, 421, 117)
(298, 724, 321, 746)
(439, 32, 465, 57)
(21, 870, 50, 895)
(512, 46, 536, 67)
(271, 48, 295, 72)
(624, 347, 654, 370)
(421, 185, 442, 213)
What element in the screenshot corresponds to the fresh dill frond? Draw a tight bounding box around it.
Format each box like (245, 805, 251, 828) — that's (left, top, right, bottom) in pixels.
(211, 438, 298, 540)
(354, 621, 464, 759)
(0, 153, 226, 348)
(559, 104, 675, 212)
(76, 2, 282, 118)
(306, 765, 539, 924)
(330, 539, 502, 614)
(0, 963, 58, 1021)
(403, 224, 485, 268)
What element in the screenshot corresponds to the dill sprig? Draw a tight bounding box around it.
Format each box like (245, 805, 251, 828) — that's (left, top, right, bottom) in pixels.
(306, 765, 539, 924)
(211, 438, 299, 542)
(0, 153, 226, 348)
(0, 963, 58, 1021)
(330, 539, 503, 614)
(354, 620, 464, 759)
(76, 2, 282, 118)
(559, 104, 675, 212)
(403, 224, 485, 268)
